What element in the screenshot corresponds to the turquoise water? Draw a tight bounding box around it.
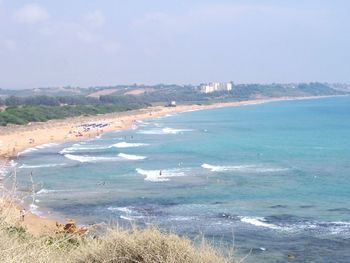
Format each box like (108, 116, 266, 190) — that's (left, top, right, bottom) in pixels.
(13, 97, 350, 262)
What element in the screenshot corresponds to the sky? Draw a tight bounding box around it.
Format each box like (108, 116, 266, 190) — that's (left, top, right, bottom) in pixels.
(0, 0, 349, 89)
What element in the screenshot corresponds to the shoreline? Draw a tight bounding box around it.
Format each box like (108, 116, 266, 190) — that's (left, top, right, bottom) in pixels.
(0, 94, 345, 235)
(0, 95, 343, 160)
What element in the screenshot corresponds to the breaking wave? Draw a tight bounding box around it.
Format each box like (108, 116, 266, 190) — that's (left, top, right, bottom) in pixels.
(238, 215, 350, 235)
(111, 142, 149, 148)
(107, 206, 133, 213)
(239, 216, 282, 230)
(19, 163, 66, 169)
(137, 127, 193, 135)
(36, 188, 66, 195)
(59, 144, 110, 154)
(18, 143, 60, 156)
(118, 153, 147, 160)
(64, 154, 121, 163)
(201, 163, 288, 173)
(136, 168, 189, 182)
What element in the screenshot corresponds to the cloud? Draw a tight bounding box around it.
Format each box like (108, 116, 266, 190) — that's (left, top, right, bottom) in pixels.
(14, 4, 49, 24)
(85, 10, 105, 28)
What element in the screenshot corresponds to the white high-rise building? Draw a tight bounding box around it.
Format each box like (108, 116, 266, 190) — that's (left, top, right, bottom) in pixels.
(200, 82, 233, 93)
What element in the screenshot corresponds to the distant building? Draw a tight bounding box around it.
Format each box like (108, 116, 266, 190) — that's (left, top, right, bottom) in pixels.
(165, 101, 176, 107)
(200, 82, 233, 93)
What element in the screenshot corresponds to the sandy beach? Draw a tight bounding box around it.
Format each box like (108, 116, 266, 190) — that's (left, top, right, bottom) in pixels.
(0, 95, 336, 160)
(0, 95, 340, 236)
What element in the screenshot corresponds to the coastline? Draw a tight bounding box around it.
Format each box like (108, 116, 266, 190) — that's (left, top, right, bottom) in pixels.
(0, 95, 342, 160)
(0, 94, 344, 236)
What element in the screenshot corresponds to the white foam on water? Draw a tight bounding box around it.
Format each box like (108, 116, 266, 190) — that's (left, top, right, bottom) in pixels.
(107, 206, 133, 213)
(201, 163, 288, 173)
(136, 168, 189, 182)
(64, 154, 121, 163)
(120, 215, 134, 221)
(111, 142, 149, 148)
(239, 216, 282, 230)
(60, 144, 109, 154)
(18, 143, 60, 156)
(35, 143, 59, 149)
(160, 113, 177, 118)
(118, 153, 146, 160)
(138, 127, 193, 135)
(136, 120, 150, 127)
(328, 221, 350, 235)
(9, 160, 17, 167)
(171, 216, 196, 221)
(19, 163, 66, 169)
(0, 160, 17, 177)
(17, 147, 39, 156)
(29, 203, 43, 216)
(238, 216, 350, 235)
(36, 188, 66, 195)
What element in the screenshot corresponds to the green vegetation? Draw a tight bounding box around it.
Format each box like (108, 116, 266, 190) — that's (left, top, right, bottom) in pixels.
(0, 82, 346, 126)
(0, 104, 144, 126)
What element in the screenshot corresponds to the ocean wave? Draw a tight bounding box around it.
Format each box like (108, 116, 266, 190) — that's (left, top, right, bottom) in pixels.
(239, 216, 282, 230)
(36, 188, 66, 195)
(136, 120, 150, 127)
(120, 215, 134, 221)
(17, 147, 39, 156)
(170, 216, 197, 221)
(111, 142, 149, 148)
(137, 127, 193, 135)
(107, 206, 133, 213)
(136, 168, 189, 182)
(35, 143, 59, 149)
(60, 144, 109, 154)
(29, 203, 43, 216)
(64, 154, 121, 163)
(19, 163, 66, 169)
(0, 160, 17, 177)
(201, 163, 288, 173)
(18, 143, 60, 156)
(238, 215, 350, 235)
(118, 153, 147, 160)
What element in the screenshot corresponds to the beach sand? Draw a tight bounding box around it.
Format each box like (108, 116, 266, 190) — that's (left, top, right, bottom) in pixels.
(0, 95, 338, 235)
(0, 99, 271, 159)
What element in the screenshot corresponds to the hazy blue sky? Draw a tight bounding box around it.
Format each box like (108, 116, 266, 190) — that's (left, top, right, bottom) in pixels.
(0, 0, 349, 89)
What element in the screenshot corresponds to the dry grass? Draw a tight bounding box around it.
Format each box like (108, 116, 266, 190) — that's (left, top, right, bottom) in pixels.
(0, 197, 234, 263)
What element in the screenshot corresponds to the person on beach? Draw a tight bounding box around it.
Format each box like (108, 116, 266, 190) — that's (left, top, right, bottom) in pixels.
(20, 209, 26, 221)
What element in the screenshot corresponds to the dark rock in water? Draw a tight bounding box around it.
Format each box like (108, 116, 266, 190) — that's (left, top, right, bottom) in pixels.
(212, 201, 224, 205)
(327, 207, 350, 213)
(299, 205, 315, 209)
(220, 213, 237, 220)
(270, 205, 288, 209)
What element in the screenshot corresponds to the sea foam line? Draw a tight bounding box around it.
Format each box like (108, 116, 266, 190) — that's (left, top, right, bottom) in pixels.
(18, 143, 60, 156)
(137, 127, 193, 135)
(19, 163, 66, 169)
(201, 163, 288, 173)
(136, 168, 189, 182)
(64, 154, 121, 163)
(111, 142, 149, 148)
(118, 153, 146, 160)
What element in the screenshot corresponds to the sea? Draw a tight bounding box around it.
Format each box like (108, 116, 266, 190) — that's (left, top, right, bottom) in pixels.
(9, 96, 350, 262)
